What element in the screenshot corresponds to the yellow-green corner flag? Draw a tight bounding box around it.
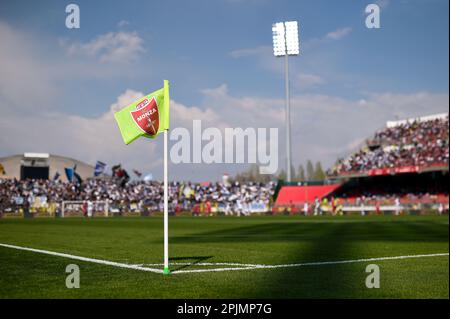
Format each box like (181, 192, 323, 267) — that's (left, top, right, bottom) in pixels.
(114, 80, 171, 275)
(114, 80, 170, 144)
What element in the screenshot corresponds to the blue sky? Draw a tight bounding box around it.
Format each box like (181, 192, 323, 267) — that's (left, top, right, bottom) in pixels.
(0, 0, 448, 181)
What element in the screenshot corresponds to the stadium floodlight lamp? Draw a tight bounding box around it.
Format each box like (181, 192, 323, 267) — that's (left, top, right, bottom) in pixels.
(272, 21, 299, 57)
(272, 20, 300, 183)
(285, 21, 300, 55)
(272, 22, 286, 57)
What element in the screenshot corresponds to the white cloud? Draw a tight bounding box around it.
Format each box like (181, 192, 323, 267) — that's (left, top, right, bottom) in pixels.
(0, 90, 152, 170)
(296, 74, 325, 89)
(196, 85, 449, 173)
(117, 20, 130, 28)
(325, 27, 353, 40)
(65, 31, 145, 64)
(228, 26, 353, 90)
(109, 89, 144, 113)
(0, 21, 56, 113)
(0, 86, 225, 179)
(375, 0, 390, 9)
(302, 26, 353, 50)
(200, 84, 285, 125)
(0, 79, 448, 180)
(229, 46, 270, 58)
(229, 45, 282, 77)
(1, 21, 448, 181)
(201, 83, 230, 98)
(0, 20, 146, 115)
(224, 0, 269, 4)
(0, 19, 150, 140)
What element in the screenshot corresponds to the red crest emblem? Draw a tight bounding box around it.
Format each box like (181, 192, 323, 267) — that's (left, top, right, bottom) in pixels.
(130, 97, 159, 135)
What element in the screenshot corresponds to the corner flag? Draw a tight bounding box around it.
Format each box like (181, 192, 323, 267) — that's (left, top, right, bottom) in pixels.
(114, 80, 171, 275)
(114, 80, 170, 145)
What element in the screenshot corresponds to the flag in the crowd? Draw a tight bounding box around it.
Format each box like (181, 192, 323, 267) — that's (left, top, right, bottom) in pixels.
(111, 164, 121, 176)
(112, 164, 124, 178)
(117, 168, 129, 187)
(53, 171, 60, 181)
(143, 173, 153, 182)
(0, 163, 5, 175)
(183, 185, 193, 198)
(112, 164, 130, 187)
(74, 171, 83, 184)
(65, 164, 83, 183)
(64, 167, 74, 182)
(72, 164, 83, 183)
(94, 160, 107, 177)
(133, 169, 142, 178)
(114, 80, 170, 145)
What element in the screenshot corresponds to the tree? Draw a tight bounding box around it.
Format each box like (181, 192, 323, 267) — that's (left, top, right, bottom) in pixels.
(249, 164, 258, 181)
(306, 160, 314, 181)
(314, 161, 326, 181)
(278, 169, 287, 181)
(290, 165, 296, 182)
(231, 164, 272, 183)
(297, 164, 305, 182)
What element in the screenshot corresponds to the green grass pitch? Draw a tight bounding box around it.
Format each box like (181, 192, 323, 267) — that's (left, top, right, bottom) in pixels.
(0, 215, 448, 298)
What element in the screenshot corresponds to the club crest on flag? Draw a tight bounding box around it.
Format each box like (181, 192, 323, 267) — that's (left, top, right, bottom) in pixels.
(130, 97, 159, 135)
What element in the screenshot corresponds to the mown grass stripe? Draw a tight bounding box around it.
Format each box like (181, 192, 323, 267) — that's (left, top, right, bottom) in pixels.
(1, 242, 447, 275)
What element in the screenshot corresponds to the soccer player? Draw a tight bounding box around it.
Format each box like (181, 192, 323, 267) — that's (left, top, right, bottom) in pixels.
(314, 197, 320, 216)
(303, 202, 309, 216)
(87, 200, 94, 218)
(395, 197, 401, 216)
(438, 203, 444, 215)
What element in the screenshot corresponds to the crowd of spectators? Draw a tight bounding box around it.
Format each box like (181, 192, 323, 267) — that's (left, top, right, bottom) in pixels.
(334, 189, 448, 207)
(0, 178, 276, 216)
(329, 116, 449, 176)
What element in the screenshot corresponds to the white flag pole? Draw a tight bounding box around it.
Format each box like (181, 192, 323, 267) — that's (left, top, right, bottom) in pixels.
(163, 129, 170, 275)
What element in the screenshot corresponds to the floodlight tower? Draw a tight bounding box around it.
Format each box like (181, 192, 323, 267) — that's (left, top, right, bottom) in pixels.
(272, 21, 299, 182)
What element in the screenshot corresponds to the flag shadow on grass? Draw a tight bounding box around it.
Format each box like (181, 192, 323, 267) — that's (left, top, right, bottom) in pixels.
(168, 221, 449, 244)
(169, 256, 214, 271)
(167, 219, 448, 298)
(249, 222, 365, 298)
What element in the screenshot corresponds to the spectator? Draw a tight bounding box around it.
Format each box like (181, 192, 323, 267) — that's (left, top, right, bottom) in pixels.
(0, 178, 276, 217)
(329, 116, 449, 176)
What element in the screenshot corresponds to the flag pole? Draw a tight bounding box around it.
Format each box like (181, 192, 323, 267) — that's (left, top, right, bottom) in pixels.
(163, 129, 170, 275)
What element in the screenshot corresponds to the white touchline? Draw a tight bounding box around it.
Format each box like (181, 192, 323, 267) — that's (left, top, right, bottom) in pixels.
(137, 262, 268, 267)
(0, 243, 448, 275)
(0, 243, 163, 274)
(168, 253, 450, 274)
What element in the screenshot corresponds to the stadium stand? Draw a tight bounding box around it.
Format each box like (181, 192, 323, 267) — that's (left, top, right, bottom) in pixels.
(324, 113, 449, 214)
(0, 153, 94, 181)
(1, 114, 447, 218)
(272, 114, 448, 215)
(0, 178, 276, 217)
(275, 184, 341, 206)
(329, 113, 448, 177)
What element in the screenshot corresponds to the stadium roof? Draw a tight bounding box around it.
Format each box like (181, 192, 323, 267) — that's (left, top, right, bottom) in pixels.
(386, 113, 448, 128)
(0, 154, 94, 181)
